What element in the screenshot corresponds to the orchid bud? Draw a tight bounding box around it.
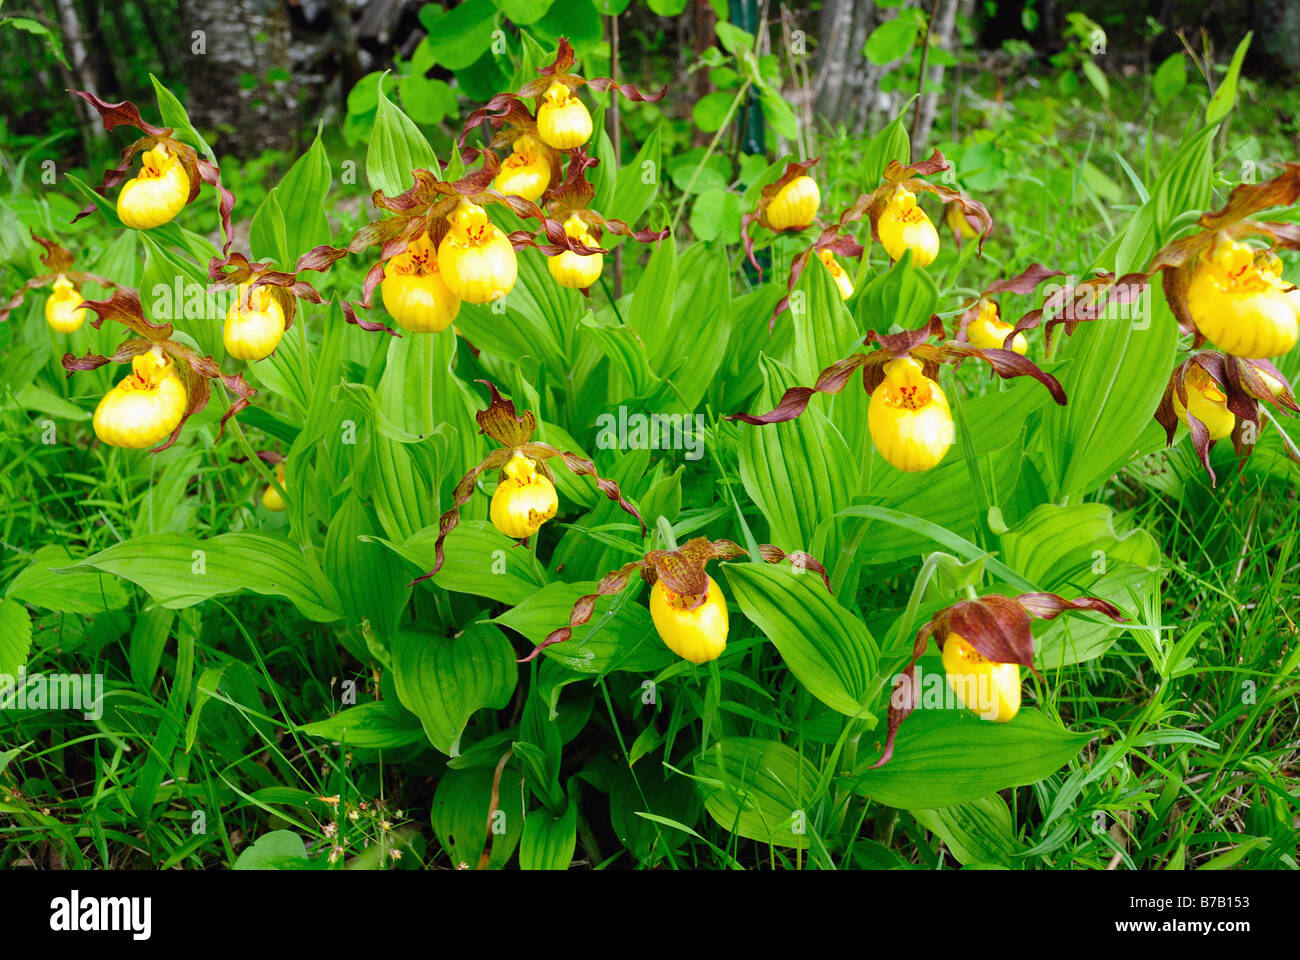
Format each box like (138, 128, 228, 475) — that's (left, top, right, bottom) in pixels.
(966, 299, 1027, 354)
(941, 632, 1021, 723)
(45, 275, 87, 333)
(381, 234, 461, 333)
(1173, 364, 1235, 441)
(438, 200, 518, 304)
(818, 249, 853, 299)
(223, 283, 286, 361)
(548, 215, 604, 289)
(262, 462, 287, 512)
(493, 134, 551, 202)
(765, 176, 820, 230)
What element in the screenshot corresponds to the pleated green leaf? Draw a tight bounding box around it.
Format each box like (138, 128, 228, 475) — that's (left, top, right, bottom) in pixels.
(391, 621, 517, 755)
(75, 533, 341, 622)
(853, 708, 1092, 808)
(724, 562, 878, 718)
(693, 737, 820, 849)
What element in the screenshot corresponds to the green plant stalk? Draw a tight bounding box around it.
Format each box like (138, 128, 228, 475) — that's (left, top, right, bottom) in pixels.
(670, 79, 753, 234)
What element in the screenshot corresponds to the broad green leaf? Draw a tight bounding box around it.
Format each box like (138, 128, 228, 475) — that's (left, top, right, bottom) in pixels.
(912, 793, 1022, 867)
(232, 830, 310, 870)
(391, 621, 517, 755)
(0, 598, 32, 676)
(1000, 502, 1157, 666)
(431, 764, 525, 869)
(299, 700, 427, 748)
(420, 0, 499, 70)
(151, 74, 216, 163)
(374, 521, 547, 605)
(325, 495, 411, 638)
(367, 82, 438, 196)
(861, 102, 912, 185)
(694, 737, 819, 849)
(609, 123, 662, 233)
(519, 800, 577, 869)
(609, 763, 700, 865)
(864, 17, 919, 65)
(724, 563, 878, 718)
(1080, 59, 1110, 103)
(1206, 33, 1251, 125)
(267, 129, 332, 264)
(739, 356, 853, 551)
(7, 544, 131, 614)
(490, 580, 674, 673)
(853, 708, 1092, 808)
(855, 252, 938, 337)
(1152, 52, 1186, 105)
(498, 0, 556, 25)
(75, 532, 342, 622)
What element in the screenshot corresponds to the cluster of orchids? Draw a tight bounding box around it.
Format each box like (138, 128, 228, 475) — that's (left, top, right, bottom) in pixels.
(59, 289, 254, 451)
(741, 150, 991, 327)
(1144, 165, 1300, 480)
(345, 37, 667, 335)
(14, 40, 670, 464)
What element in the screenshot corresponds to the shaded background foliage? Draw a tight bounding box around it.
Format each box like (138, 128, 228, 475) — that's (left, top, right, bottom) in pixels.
(5, 0, 1300, 159)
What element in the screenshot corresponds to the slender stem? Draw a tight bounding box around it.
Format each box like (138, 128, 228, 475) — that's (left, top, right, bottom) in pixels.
(909, 0, 943, 154)
(670, 79, 753, 234)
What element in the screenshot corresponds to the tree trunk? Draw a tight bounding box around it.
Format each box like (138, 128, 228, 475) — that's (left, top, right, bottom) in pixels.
(812, 0, 896, 137)
(690, 0, 717, 147)
(911, 0, 959, 154)
(51, 0, 102, 147)
(184, 0, 299, 157)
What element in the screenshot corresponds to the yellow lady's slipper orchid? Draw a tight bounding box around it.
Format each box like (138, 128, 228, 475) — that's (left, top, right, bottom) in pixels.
(262, 462, 287, 512)
(536, 81, 593, 150)
(1172, 364, 1235, 440)
(381, 234, 461, 333)
(490, 451, 558, 539)
(818, 249, 853, 299)
(44, 275, 87, 333)
(493, 134, 551, 202)
(116, 142, 190, 230)
(437, 199, 518, 304)
(92, 347, 187, 449)
(868, 356, 953, 471)
(649, 575, 729, 664)
(966, 299, 1027, 354)
(766, 176, 820, 230)
(223, 283, 286, 361)
(1186, 240, 1299, 358)
(877, 186, 940, 267)
(548, 215, 604, 289)
(941, 632, 1021, 723)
